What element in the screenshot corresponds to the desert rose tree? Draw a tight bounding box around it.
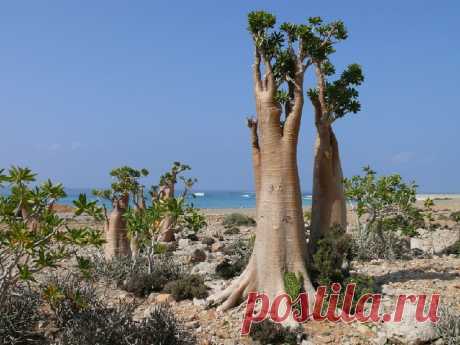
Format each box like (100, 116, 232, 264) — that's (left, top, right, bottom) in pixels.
(92, 166, 148, 260)
(212, 12, 350, 311)
(153, 162, 196, 242)
(307, 19, 364, 254)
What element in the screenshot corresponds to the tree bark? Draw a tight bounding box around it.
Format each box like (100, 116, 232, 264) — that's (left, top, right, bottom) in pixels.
(158, 184, 175, 242)
(211, 58, 315, 311)
(309, 124, 347, 255)
(104, 194, 131, 260)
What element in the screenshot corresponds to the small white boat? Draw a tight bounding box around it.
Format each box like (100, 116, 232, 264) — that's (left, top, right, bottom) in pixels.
(193, 192, 205, 197)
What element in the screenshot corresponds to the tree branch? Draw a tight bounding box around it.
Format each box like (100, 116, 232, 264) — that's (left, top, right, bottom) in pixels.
(314, 63, 329, 124)
(253, 49, 262, 92)
(283, 61, 307, 137)
(261, 54, 275, 96)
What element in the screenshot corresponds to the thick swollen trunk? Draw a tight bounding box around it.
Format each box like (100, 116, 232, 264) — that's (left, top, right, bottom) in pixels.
(104, 195, 131, 260)
(158, 185, 175, 242)
(130, 193, 146, 257)
(309, 126, 347, 255)
(212, 100, 315, 312)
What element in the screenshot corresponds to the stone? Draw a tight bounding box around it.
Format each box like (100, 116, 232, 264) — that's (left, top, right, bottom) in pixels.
(191, 261, 217, 275)
(178, 238, 190, 249)
(211, 242, 224, 252)
(380, 303, 437, 345)
(193, 298, 206, 307)
(155, 293, 174, 304)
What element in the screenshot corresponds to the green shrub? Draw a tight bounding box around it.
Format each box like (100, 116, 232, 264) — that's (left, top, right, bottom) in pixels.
(311, 226, 351, 286)
(42, 274, 99, 327)
(450, 211, 460, 223)
(345, 166, 425, 259)
(283, 272, 302, 301)
(250, 320, 303, 344)
(222, 213, 256, 227)
(164, 274, 208, 301)
(154, 242, 168, 254)
(0, 287, 46, 345)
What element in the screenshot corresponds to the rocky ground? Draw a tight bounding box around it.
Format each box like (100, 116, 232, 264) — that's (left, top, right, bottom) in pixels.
(57, 203, 460, 345)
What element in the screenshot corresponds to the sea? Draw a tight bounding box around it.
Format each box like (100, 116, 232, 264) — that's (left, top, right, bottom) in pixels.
(57, 189, 313, 209)
(2, 187, 459, 209)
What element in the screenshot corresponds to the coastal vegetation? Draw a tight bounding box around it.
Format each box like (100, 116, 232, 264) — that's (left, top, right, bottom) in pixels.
(0, 9, 458, 345)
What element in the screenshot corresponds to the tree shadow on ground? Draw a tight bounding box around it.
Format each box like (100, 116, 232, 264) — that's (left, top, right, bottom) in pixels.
(374, 268, 460, 286)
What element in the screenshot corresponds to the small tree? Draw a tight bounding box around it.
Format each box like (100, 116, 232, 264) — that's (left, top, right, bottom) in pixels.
(92, 166, 149, 260)
(344, 166, 423, 260)
(152, 162, 196, 242)
(306, 20, 364, 255)
(0, 167, 103, 306)
(124, 190, 206, 271)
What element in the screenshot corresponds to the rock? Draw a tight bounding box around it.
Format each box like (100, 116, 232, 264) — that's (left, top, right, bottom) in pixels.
(191, 261, 217, 275)
(410, 228, 459, 255)
(190, 248, 207, 262)
(211, 242, 224, 252)
(301, 340, 315, 345)
(193, 298, 206, 307)
(146, 292, 159, 303)
(155, 293, 174, 304)
(178, 238, 190, 249)
(380, 303, 438, 345)
(374, 331, 388, 345)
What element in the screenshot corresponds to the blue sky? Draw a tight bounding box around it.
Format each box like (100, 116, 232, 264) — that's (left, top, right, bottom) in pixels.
(0, 1, 459, 192)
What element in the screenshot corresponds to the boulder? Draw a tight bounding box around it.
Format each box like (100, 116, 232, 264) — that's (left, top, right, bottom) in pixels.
(379, 303, 438, 345)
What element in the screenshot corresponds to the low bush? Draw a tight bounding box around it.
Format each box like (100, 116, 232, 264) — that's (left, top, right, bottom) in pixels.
(223, 226, 240, 235)
(93, 254, 184, 296)
(435, 304, 460, 345)
(250, 320, 303, 344)
(351, 229, 411, 261)
(201, 237, 215, 246)
(0, 287, 46, 345)
(311, 226, 352, 286)
(164, 274, 208, 301)
(444, 240, 460, 256)
(222, 213, 256, 227)
(450, 211, 460, 223)
(42, 274, 99, 327)
(58, 303, 194, 345)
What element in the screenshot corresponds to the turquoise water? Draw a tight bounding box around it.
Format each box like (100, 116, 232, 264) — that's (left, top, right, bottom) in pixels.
(59, 189, 313, 209)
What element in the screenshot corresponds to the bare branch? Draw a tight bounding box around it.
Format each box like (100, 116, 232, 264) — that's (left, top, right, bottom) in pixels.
(261, 55, 275, 95)
(253, 49, 262, 93)
(315, 63, 328, 121)
(283, 61, 308, 137)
